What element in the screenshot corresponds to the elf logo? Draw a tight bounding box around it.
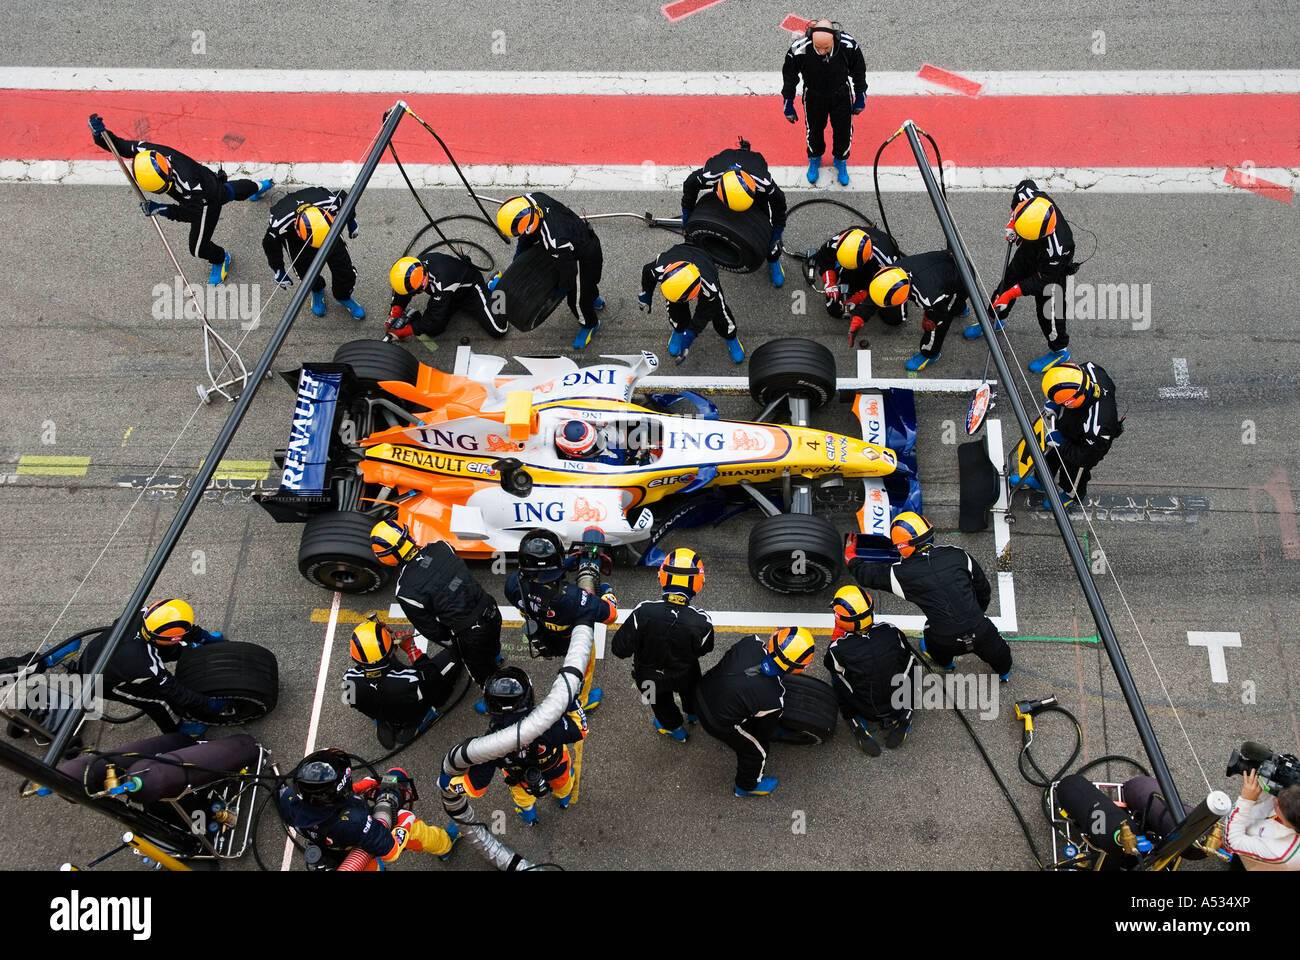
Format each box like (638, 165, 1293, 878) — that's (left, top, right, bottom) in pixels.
(50, 890, 152, 940)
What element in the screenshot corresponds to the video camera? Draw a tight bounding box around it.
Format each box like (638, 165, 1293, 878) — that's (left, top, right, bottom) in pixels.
(1226, 741, 1299, 794)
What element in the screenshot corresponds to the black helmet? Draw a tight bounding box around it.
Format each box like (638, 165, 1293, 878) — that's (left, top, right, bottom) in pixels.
(292, 748, 352, 809)
(484, 666, 534, 720)
(517, 528, 565, 582)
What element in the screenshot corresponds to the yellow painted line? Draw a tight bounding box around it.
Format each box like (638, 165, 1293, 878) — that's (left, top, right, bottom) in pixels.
(121, 426, 133, 447)
(312, 607, 411, 625)
(199, 458, 271, 481)
(16, 455, 90, 476)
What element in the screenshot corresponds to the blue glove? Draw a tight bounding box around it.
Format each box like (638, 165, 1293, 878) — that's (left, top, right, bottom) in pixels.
(637, 291, 652, 314)
(783, 98, 798, 123)
(599, 583, 614, 597)
(1044, 430, 1063, 448)
(141, 201, 168, 218)
(1043, 401, 1061, 419)
(179, 721, 208, 737)
(852, 92, 866, 115)
(487, 272, 501, 292)
(273, 269, 292, 288)
(198, 629, 225, 644)
(206, 697, 231, 714)
(347, 219, 359, 239)
(88, 113, 105, 134)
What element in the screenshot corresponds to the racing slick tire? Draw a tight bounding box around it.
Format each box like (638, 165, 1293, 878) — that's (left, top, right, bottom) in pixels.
(332, 339, 419, 388)
(777, 673, 839, 745)
(683, 194, 770, 273)
(496, 245, 568, 331)
(298, 510, 392, 594)
(748, 513, 841, 594)
(748, 338, 837, 410)
(175, 641, 279, 724)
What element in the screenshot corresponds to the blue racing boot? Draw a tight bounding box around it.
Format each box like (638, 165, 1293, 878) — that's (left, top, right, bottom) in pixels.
(179, 721, 208, 738)
(338, 298, 365, 320)
(906, 351, 937, 372)
(311, 290, 326, 316)
(667, 329, 685, 357)
(963, 317, 1005, 339)
(919, 637, 956, 672)
(437, 822, 461, 861)
(653, 716, 687, 743)
(554, 792, 572, 809)
(850, 716, 882, 757)
(487, 272, 501, 292)
(1007, 472, 1044, 492)
(684, 713, 699, 725)
(473, 699, 488, 715)
(208, 252, 230, 286)
(884, 710, 913, 749)
(582, 686, 602, 712)
(833, 158, 850, 186)
(999, 669, 1012, 683)
(769, 259, 785, 287)
(515, 804, 539, 826)
(249, 178, 274, 201)
(726, 336, 745, 363)
(735, 776, 779, 797)
(807, 157, 821, 184)
(1029, 347, 1070, 373)
(593, 296, 605, 311)
(573, 322, 598, 349)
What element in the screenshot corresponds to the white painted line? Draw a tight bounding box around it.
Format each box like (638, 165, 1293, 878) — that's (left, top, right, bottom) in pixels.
(856, 348, 872, 379)
(1187, 631, 1241, 683)
(4, 159, 1297, 195)
(640, 373, 989, 394)
(282, 588, 342, 872)
(984, 418, 1018, 633)
(5, 67, 1299, 95)
(1158, 357, 1209, 399)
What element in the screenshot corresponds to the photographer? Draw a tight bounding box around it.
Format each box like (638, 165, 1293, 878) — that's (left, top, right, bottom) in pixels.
(1225, 769, 1300, 870)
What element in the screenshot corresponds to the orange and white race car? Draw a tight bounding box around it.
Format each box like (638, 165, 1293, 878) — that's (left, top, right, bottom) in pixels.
(258, 338, 921, 594)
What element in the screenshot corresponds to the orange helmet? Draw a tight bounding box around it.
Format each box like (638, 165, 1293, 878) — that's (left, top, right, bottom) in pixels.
(890, 512, 934, 559)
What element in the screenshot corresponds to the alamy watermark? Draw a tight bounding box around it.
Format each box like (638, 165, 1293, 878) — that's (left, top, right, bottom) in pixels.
(890, 664, 999, 720)
(151, 277, 262, 325)
(0, 672, 103, 720)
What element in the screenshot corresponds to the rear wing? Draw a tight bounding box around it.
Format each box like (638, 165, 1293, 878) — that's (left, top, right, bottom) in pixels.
(256, 363, 352, 522)
(852, 389, 923, 561)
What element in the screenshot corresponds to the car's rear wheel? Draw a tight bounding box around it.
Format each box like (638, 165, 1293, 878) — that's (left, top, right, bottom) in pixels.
(332, 339, 420, 388)
(778, 673, 839, 745)
(683, 195, 771, 273)
(174, 642, 279, 723)
(748, 513, 841, 594)
(298, 510, 392, 594)
(748, 338, 837, 410)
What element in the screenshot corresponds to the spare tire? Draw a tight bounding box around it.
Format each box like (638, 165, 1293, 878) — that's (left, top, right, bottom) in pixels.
(748, 513, 841, 594)
(778, 673, 839, 745)
(299, 510, 391, 594)
(684, 194, 771, 273)
(496, 245, 568, 331)
(332, 339, 419, 387)
(175, 642, 279, 723)
(748, 337, 837, 410)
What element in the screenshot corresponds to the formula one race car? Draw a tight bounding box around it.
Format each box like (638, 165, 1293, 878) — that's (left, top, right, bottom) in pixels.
(257, 338, 921, 595)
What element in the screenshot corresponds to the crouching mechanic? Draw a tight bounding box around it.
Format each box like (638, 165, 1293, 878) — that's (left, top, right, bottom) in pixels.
(847, 512, 1013, 681)
(342, 617, 462, 749)
(386, 252, 507, 341)
(370, 520, 503, 691)
(869, 250, 968, 372)
(496, 194, 605, 350)
(612, 548, 715, 743)
(1011, 361, 1123, 504)
(814, 226, 903, 345)
(681, 138, 789, 287)
(89, 114, 272, 285)
(78, 599, 230, 737)
(449, 667, 588, 826)
(279, 748, 458, 869)
(971, 181, 1079, 373)
(262, 186, 364, 319)
(825, 586, 913, 756)
(696, 627, 815, 797)
(638, 244, 744, 363)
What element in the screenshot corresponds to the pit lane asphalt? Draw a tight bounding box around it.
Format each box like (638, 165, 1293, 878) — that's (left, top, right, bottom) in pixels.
(1, 180, 1296, 872)
(1, 0, 1298, 871)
